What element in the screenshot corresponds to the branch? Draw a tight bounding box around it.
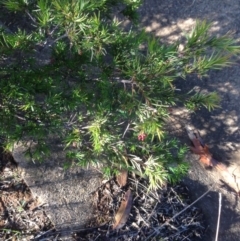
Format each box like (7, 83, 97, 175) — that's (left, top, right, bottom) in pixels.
(215, 192, 222, 241)
(25, 10, 37, 24)
(146, 184, 215, 240)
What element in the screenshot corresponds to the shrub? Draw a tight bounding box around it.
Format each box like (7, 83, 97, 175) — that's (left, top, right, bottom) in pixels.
(0, 0, 239, 189)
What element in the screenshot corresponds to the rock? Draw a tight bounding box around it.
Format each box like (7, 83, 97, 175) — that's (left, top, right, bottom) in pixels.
(12, 142, 102, 239)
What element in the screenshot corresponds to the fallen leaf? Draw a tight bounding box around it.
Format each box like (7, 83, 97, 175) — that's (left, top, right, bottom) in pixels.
(186, 126, 213, 167)
(186, 125, 240, 195)
(116, 170, 128, 187)
(199, 155, 213, 167)
(112, 189, 133, 230)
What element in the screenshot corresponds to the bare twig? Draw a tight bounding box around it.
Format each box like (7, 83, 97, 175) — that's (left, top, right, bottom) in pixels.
(40, 34, 68, 52)
(128, 178, 158, 200)
(122, 123, 130, 138)
(187, 0, 196, 8)
(170, 187, 185, 206)
(25, 10, 37, 24)
(146, 184, 215, 240)
(49, 25, 59, 36)
(215, 193, 222, 241)
(52, 34, 68, 44)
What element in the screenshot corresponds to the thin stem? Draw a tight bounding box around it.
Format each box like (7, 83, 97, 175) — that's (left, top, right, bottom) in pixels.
(53, 34, 68, 44)
(25, 10, 37, 24)
(41, 34, 68, 51)
(49, 25, 59, 36)
(146, 184, 215, 240)
(122, 123, 130, 138)
(215, 192, 222, 241)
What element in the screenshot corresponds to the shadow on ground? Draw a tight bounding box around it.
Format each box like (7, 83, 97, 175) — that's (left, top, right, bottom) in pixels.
(138, 0, 240, 43)
(183, 176, 240, 241)
(131, 0, 240, 167)
(134, 0, 240, 240)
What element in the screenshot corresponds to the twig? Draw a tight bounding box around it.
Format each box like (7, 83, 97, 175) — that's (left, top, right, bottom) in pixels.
(34, 227, 55, 240)
(163, 228, 188, 241)
(146, 184, 214, 240)
(93, 234, 101, 241)
(146, 201, 159, 223)
(185, 0, 197, 10)
(189, 0, 196, 7)
(40, 34, 68, 52)
(34, 223, 108, 240)
(122, 123, 130, 138)
(112, 78, 133, 84)
(215, 193, 222, 241)
(170, 187, 185, 207)
(25, 10, 37, 24)
(49, 25, 59, 36)
(128, 178, 158, 200)
(52, 34, 68, 45)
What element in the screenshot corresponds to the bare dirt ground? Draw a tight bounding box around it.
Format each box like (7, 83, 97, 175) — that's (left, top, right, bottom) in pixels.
(136, 0, 240, 240)
(0, 149, 54, 241)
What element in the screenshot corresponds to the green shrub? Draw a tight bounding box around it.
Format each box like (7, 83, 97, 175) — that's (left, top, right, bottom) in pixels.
(0, 0, 239, 189)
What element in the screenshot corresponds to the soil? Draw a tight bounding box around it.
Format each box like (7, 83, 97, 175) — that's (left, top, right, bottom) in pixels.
(76, 177, 205, 241)
(0, 151, 206, 241)
(0, 149, 54, 241)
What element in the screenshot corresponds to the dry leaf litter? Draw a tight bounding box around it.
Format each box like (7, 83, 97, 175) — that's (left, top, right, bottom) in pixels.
(0, 150, 53, 241)
(0, 150, 206, 241)
(76, 175, 205, 241)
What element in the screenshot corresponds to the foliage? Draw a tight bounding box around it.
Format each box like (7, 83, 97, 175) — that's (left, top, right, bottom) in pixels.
(0, 0, 239, 189)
